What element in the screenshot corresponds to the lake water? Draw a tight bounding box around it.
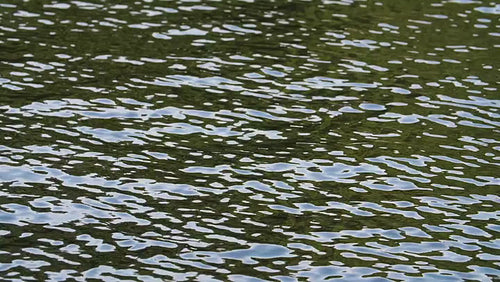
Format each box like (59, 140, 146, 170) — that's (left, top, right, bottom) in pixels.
(0, 0, 499, 281)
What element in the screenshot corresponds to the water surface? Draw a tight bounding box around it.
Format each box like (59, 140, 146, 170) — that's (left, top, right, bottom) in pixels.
(0, 0, 499, 281)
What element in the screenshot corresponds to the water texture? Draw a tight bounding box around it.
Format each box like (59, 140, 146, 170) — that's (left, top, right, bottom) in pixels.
(0, 0, 499, 281)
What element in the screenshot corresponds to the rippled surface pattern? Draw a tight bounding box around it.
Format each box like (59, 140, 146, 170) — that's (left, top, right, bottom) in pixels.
(0, 0, 499, 280)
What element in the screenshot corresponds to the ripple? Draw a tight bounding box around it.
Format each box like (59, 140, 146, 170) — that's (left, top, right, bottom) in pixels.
(0, 0, 498, 280)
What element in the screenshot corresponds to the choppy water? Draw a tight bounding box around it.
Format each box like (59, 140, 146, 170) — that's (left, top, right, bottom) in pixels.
(0, 0, 499, 281)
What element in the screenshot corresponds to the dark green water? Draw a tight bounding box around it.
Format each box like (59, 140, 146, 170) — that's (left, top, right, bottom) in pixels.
(0, 0, 499, 281)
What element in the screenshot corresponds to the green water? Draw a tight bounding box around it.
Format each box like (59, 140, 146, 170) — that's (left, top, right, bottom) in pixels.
(0, 0, 499, 281)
